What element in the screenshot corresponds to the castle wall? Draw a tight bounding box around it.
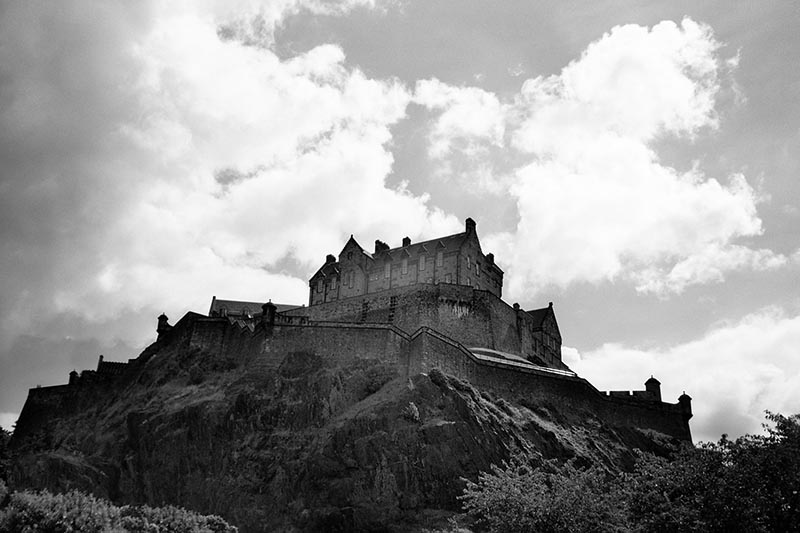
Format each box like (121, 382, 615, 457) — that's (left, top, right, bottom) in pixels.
(14, 306, 692, 448)
(185, 313, 689, 440)
(286, 283, 567, 369)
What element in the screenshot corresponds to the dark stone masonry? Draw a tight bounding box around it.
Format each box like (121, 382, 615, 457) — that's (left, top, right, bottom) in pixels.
(10, 217, 693, 531)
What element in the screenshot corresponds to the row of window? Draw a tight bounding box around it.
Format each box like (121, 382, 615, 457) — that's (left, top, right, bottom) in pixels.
(316, 252, 498, 293)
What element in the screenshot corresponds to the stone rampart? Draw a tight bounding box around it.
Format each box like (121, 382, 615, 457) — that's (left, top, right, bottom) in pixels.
(283, 283, 568, 370)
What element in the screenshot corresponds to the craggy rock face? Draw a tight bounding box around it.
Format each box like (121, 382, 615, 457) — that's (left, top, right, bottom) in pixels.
(10, 341, 683, 532)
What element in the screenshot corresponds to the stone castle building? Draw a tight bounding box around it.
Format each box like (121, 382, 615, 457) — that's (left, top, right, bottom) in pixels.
(15, 217, 694, 443)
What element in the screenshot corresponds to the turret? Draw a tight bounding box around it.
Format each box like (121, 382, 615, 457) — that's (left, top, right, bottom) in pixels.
(679, 391, 693, 419)
(262, 300, 277, 336)
(157, 313, 172, 340)
(645, 376, 662, 401)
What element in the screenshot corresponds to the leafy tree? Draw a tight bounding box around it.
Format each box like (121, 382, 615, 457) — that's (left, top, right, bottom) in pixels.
(461, 456, 628, 533)
(461, 413, 800, 533)
(626, 412, 800, 533)
(0, 426, 9, 485)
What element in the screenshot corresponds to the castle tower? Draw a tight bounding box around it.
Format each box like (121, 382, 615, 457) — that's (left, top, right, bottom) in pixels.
(679, 392, 693, 419)
(645, 376, 661, 401)
(157, 313, 172, 340)
(262, 301, 277, 335)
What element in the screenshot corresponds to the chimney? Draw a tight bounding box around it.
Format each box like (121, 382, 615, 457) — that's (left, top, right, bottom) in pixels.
(326, 254, 336, 264)
(402, 236, 411, 247)
(465, 217, 476, 234)
(97, 355, 104, 371)
(69, 370, 79, 386)
(374, 240, 389, 254)
(486, 253, 494, 264)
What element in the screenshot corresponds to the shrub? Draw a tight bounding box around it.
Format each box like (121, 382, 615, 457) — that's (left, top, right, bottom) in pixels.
(0, 487, 238, 532)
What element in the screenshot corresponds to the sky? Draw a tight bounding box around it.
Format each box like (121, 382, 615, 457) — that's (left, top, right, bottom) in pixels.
(0, 1, 798, 443)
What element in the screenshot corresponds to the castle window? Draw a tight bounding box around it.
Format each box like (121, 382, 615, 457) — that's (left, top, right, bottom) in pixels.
(436, 251, 443, 267)
(347, 251, 353, 260)
(445, 273, 452, 283)
(384, 262, 391, 279)
(331, 277, 337, 290)
(467, 256, 471, 269)
(316, 282, 322, 293)
(476, 263, 480, 276)
(419, 256, 425, 271)
(467, 277, 472, 286)
(402, 258, 408, 275)
(349, 271, 354, 288)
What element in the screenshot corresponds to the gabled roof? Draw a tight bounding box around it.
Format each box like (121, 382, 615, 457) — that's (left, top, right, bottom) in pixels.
(526, 302, 559, 336)
(208, 297, 300, 317)
(310, 260, 340, 281)
(373, 232, 469, 262)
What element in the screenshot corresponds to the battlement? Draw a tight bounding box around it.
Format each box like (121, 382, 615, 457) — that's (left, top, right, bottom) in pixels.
(14, 216, 693, 445)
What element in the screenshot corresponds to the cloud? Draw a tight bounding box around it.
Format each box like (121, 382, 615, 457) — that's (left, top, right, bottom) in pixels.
(0, 1, 456, 335)
(417, 18, 785, 297)
(0, 1, 457, 417)
(414, 78, 506, 159)
(569, 307, 800, 442)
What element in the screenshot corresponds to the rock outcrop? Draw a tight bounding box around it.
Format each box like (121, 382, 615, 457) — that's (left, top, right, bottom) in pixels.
(11, 324, 685, 532)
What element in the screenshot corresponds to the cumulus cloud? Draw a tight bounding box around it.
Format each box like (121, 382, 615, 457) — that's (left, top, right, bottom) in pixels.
(0, 1, 456, 416)
(419, 18, 785, 296)
(414, 78, 506, 159)
(569, 307, 800, 442)
(0, 1, 455, 332)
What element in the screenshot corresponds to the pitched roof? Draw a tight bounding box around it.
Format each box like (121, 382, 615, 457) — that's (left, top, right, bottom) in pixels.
(208, 297, 300, 317)
(526, 302, 554, 327)
(311, 230, 472, 281)
(372, 231, 469, 261)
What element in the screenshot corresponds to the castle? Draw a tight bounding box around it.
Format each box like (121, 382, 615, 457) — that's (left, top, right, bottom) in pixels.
(14, 217, 693, 443)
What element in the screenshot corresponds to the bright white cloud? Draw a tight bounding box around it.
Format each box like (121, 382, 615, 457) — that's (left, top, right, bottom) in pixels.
(414, 78, 506, 159)
(569, 307, 800, 443)
(449, 18, 787, 296)
(0, 1, 458, 335)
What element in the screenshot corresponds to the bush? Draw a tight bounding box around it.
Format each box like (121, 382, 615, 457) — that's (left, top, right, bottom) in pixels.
(0, 487, 238, 532)
(461, 457, 627, 533)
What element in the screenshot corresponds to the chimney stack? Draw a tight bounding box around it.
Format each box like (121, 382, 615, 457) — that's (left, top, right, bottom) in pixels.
(465, 217, 476, 234)
(402, 236, 411, 247)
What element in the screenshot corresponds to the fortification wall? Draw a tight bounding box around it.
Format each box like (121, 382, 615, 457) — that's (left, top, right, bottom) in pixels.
(284, 283, 567, 369)
(407, 329, 691, 441)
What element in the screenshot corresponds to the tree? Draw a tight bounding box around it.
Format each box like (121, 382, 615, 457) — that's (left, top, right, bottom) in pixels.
(461, 413, 800, 533)
(461, 456, 628, 533)
(0, 425, 10, 485)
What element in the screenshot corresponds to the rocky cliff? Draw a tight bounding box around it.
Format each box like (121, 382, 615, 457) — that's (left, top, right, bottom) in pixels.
(10, 324, 686, 532)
